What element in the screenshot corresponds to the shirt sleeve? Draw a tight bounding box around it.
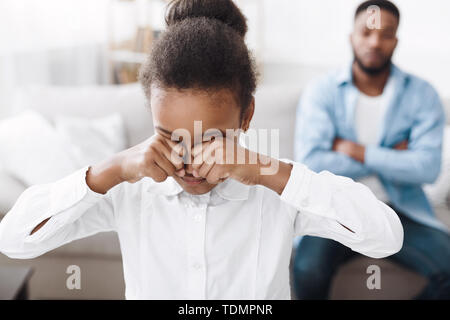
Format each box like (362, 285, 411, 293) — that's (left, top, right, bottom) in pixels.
(0, 166, 117, 259)
(280, 161, 404, 259)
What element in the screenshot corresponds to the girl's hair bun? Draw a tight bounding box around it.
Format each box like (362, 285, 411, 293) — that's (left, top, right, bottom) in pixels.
(141, 0, 257, 112)
(165, 0, 248, 37)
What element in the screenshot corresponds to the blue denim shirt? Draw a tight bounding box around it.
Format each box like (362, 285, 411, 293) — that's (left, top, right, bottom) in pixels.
(295, 63, 448, 233)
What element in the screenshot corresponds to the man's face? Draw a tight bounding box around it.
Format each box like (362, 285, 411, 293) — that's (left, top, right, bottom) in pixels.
(351, 9, 398, 74)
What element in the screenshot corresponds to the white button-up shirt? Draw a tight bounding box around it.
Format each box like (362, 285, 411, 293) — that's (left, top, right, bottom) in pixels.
(0, 161, 403, 299)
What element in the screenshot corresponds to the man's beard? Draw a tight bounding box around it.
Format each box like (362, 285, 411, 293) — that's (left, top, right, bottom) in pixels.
(353, 53, 392, 76)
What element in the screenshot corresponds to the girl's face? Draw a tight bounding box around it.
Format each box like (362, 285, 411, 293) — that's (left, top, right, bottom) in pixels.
(150, 85, 253, 195)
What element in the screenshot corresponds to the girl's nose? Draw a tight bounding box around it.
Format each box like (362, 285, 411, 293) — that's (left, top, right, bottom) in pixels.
(184, 163, 194, 175)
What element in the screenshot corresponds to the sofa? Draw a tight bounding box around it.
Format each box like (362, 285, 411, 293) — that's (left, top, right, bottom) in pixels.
(0, 64, 449, 299)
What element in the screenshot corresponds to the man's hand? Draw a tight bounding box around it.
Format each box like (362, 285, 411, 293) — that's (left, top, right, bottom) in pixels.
(394, 139, 408, 150)
(332, 137, 365, 163)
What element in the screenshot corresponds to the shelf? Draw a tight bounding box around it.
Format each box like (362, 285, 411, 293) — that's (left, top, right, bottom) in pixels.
(109, 50, 148, 64)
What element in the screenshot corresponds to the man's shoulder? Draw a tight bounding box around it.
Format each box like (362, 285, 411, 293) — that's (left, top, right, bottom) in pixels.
(393, 66, 444, 119)
(394, 66, 439, 96)
(301, 68, 344, 102)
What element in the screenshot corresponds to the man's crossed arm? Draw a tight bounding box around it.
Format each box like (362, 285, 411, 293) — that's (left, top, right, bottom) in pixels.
(333, 138, 408, 164)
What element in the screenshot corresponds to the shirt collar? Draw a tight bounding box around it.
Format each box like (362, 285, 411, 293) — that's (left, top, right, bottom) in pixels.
(213, 177, 250, 201)
(336, 61, 408, 87)
(336, 61, 353, 85)
(145, 175, 250, 201)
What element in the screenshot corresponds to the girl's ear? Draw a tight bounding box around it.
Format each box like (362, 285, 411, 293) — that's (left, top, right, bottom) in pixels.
(241, 97, 255, 132)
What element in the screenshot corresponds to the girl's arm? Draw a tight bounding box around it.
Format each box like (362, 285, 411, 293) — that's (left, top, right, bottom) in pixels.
(0, 134, 183, 259)
(191, 139, 404, 259)
(29, 157, 123, 236)
(0, 165, 117, 259)
(263, 160, 404, 259)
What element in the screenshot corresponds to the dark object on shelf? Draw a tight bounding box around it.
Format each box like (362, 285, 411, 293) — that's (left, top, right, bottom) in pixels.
(0, 266, 33, 300)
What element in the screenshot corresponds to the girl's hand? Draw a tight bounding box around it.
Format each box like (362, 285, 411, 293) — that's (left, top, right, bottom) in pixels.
(86, 134, 185, 195)
(118, 134, 185, 183)
(191, 137, 293, 194)
(190, 137, 261, 186)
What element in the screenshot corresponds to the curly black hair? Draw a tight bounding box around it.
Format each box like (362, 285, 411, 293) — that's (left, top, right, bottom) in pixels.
(139, 0, 258, 119)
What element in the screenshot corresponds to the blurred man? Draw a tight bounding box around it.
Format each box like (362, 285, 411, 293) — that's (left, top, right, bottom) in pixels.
(293, 0, 450, 299)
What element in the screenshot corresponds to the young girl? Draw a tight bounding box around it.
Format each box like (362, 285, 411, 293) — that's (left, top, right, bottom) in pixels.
(0, 0, 403, 299)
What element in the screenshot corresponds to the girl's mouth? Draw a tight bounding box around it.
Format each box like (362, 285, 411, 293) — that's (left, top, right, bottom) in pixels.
(181, 175, 206, 185)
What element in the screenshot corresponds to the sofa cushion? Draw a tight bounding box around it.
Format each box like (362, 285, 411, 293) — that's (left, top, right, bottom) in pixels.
(0, 110, 79, 186)
(12, 84, 154, 147)
(424, 125, 450, 208)
(443, 98, 450, 124)
(54, 113, 127, 168)
(0, 169, 26, 216)
(329, 256, 427, 299)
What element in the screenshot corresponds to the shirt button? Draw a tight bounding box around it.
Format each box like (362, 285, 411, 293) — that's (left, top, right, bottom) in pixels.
(193, 214, 202, 222)
(301, 198, 309, 207)
(193, 263, 203, 270)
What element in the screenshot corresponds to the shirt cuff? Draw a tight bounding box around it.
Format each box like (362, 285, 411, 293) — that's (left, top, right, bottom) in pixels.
(49, 165, 106, 213)
(280, 162, 312, 209)
(25, 166, 107, 243)
(279, 161, 336, 220)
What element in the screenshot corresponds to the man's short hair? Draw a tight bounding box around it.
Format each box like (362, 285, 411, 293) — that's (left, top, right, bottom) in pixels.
(355, 0, 400, 22)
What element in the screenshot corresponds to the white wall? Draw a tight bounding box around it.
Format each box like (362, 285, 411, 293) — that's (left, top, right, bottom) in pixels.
(0, 0, 113, 118)
(251, 0, 450, 98)
(1, 0, 449, 118)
